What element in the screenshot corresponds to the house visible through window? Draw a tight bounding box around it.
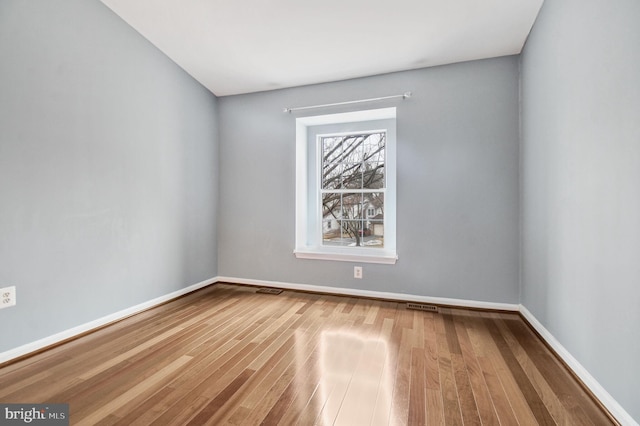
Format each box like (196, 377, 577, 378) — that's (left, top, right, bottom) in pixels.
(294, 107, 397, 264)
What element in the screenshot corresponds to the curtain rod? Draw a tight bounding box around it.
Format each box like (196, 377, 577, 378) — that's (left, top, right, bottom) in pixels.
(283, 92, 411, 113)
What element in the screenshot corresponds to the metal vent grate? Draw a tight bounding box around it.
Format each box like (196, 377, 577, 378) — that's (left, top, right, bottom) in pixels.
(256, 288, 283, 295)
(406, 302, 439, 312)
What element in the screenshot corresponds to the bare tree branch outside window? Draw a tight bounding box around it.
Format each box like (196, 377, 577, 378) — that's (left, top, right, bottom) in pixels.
(321, 132, 385, 248)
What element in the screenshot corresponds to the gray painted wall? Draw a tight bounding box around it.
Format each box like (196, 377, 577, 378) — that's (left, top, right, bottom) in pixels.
(218, 57, 520, 303)
(0, 0, 219, 352)
(2, 0, 635, 420)
(520, 0, 640, 421)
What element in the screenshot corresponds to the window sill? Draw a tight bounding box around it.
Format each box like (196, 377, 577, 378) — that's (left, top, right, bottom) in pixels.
(293, 248, 398, 265)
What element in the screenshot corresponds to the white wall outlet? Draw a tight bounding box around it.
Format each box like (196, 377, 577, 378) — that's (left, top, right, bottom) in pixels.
(354, 266, 363, 279)
(1, 286, 16, 309)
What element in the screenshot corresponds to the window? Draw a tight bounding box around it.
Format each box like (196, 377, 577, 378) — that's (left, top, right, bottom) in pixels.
(321, 131, 385, 248)
(294, 108, 397, 264)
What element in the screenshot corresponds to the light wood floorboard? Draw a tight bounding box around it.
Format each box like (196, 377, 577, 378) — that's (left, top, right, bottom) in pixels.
(0, 283, 617, 425)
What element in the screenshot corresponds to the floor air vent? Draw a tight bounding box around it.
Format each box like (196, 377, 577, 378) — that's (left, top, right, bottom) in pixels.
(406, 302, 439, 312)
(256, 288, 283, 295)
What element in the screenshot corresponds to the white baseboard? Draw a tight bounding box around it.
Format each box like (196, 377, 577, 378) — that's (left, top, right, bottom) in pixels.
(0, 277, 217, 365)
(519, 305, 638, 426)
(214, 276, 520, 311)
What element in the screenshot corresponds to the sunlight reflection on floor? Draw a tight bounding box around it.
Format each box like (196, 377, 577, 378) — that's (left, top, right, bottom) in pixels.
(295, 324, 396, 425)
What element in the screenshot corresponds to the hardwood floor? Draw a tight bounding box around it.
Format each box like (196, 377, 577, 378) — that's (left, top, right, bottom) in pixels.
(0, 283, 616, 425)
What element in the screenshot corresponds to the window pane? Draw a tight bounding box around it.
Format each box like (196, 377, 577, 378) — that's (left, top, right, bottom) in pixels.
(363, 162, 384, 189)
(321, 192, 341, 218)
(337, 220, 361, 247)
(342, 162, 362, 189)
(322, 137, 342, 189)
(363, 133, 385, 163)
(364, 192, 384, 248)
(341, 193, 363, 220)
(322, 162, 342, 190)
(322, 219, 339, 244)
(342, 134, 366, 163)
(366, 220, 384, 247)
(322, 137, 342, 164)
(364, 192, 384, 215)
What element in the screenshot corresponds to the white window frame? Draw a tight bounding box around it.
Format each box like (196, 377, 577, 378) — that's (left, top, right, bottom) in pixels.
(294, 108, 397, 264)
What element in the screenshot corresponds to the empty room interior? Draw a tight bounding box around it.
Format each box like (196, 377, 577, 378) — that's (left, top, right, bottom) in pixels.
(1, 0, 638, 424)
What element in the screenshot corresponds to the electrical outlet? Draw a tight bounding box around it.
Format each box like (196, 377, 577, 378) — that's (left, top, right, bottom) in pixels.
(1, 286, 16, 309)
(354, 266, 363, 279)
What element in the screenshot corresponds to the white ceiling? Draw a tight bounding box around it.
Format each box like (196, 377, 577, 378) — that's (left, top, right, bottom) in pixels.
(99, 0, 544, 97)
